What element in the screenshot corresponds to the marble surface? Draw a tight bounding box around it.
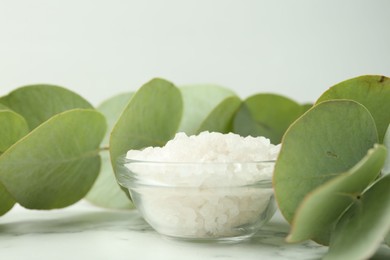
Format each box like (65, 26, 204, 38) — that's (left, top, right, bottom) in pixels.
(0, 201, 334, 260)
(3, 203, 389, 260)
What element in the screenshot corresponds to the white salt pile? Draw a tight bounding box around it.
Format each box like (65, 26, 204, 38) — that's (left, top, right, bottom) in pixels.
(127, 131, 280, 163)
(125, 131, 280, 239)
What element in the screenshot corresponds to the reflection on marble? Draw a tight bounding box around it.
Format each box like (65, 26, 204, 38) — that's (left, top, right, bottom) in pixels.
(0, 202, 388, 260)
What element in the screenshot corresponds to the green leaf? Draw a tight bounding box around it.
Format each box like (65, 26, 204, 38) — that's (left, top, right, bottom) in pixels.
(178, 84, 237, 135)
(86, 93, 135, 209)
(316, 75, 390, 143)
(86, 152, 134, 209)
(383, 124, 390, 175)
(0, 107, 29, 215)
(325, 174, 390, 260)
(0, 84, 93, 129)
(0, 108, 29, 154)
(287, 144, 386, 244)
(234, 94, 305, 144)
(0, 109, 106, 209)
(0, 182, 15, 216)
(273, 100, 378, 237)
(197, 96, 241, 133)
(386, 232, 390, 247)
(96, 92, 134, 146)
(110, 78, 183, 167)
(302, 103, 313, 113)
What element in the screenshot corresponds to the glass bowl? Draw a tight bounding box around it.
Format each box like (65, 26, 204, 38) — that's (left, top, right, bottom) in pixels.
(115, 157, 277, 242)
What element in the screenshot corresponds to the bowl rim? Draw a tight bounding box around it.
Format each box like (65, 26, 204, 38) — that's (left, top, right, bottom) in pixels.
(118, 156, 276, 165)
(115, 156, 275, 189)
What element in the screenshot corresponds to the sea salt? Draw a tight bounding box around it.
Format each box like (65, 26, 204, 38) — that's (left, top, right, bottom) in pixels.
(125, 131, 280, 238)
(127, 131, 279, 163)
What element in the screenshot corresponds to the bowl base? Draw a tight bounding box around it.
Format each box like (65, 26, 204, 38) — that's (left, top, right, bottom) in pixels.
(161, 232, 255, 244)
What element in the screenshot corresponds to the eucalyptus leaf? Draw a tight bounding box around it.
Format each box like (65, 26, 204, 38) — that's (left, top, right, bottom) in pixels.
(0, 107, 29, 215)
(96, 92, 134, 146)
(383, 124, 390, 175)
(86, 152, 134, 209)
(273, 100, 378, 241)
(302, 103, 313, 113)
(0, 84, 93, 129)
(386, 232, 390, 247)
(86, 92, 135, 209)
(0, 183, 15, 216)
(0, 109, 106, 209)
(110, 78, 183, 167)
(233, 94, 305, 144)
(0, 108, 29, 154)
(316, 75, 390, 143)
(287, 144, 386, 244)
(0, 104, 8, 109)
(197, 96, 241, 133)
(178, 84, 237, 135)
(324, 175, 390, 260)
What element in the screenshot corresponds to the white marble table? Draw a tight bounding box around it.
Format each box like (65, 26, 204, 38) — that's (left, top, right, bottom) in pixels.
(0, 201, 332, 260)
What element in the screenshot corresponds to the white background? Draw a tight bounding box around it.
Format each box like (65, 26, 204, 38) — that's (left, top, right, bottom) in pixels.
(1, 0, 389, 105)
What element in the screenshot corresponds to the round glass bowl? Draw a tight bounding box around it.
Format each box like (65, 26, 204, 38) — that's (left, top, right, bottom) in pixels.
(115, 157, 277, 243)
